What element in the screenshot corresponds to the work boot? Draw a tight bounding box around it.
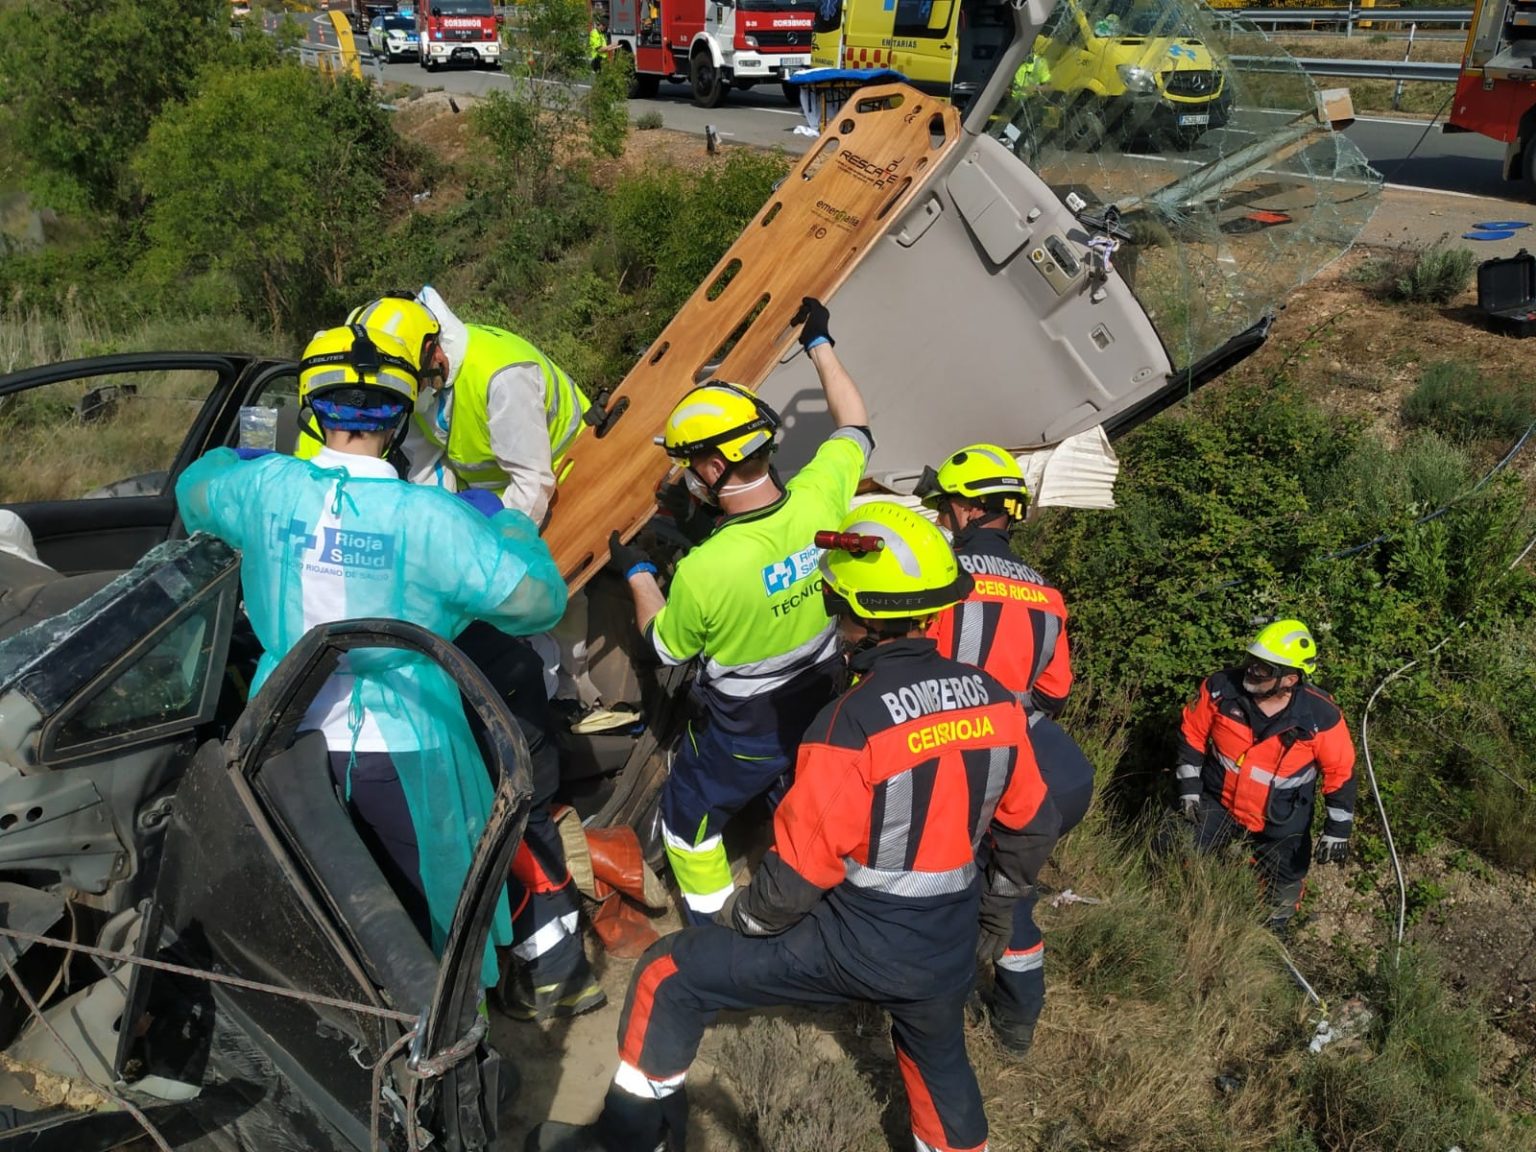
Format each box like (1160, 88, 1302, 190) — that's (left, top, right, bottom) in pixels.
(988, 1012, 1037, 1057)
(977, 989, 1036, 1058)
(524, 1086, 671, 1152)
(500, 957, 607, 1022)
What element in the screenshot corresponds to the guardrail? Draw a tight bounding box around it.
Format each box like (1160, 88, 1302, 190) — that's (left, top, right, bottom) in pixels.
(1232, 53, 1461, 80)
(1224, 5, 1473, 28)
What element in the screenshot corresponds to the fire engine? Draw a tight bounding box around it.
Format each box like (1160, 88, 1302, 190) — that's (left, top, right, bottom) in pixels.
(416, 0, 502, 70)
(601, 0, 818, 107)
(1446, 0, 1536, 185)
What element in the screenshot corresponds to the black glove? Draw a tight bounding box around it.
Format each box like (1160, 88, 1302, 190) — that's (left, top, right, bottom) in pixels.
(791, 296, 834, 350)
(1314, 834, 1350, 866)
(976, 891, 1020, 964)
(656, 480, 693, 522)
(608, 530, 654, 579)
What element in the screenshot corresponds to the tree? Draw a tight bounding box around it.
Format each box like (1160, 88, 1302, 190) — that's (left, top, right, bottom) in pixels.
(135, 65, 398, 330)
(0, 0, 231, 213)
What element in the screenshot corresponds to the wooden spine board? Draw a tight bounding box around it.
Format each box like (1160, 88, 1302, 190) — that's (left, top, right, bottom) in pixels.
(544, 84, 963, 591)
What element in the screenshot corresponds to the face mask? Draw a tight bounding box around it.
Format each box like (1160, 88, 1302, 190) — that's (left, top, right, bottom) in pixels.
(718, 472, 772, 498)
(683, 469, 716, 505)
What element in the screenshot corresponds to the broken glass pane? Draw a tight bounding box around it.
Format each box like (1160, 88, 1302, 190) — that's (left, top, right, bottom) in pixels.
(979, 0, 1382, 374)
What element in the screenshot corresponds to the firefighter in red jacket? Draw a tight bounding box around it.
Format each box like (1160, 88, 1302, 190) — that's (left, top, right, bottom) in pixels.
(1176, 619, 1357, 932)
(919, 442, 1095, 1057)
(527, 501, 1061, 1152)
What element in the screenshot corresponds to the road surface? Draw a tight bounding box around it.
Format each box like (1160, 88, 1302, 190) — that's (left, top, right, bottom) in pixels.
(295, 14, 1529, 204)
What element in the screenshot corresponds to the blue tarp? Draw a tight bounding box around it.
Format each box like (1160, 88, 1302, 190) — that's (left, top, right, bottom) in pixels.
(783, 67, 907, 86)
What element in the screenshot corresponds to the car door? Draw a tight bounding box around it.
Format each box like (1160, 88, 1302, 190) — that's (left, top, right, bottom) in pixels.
(120, 619, 532, 1151)
(0, 353, 299, 575)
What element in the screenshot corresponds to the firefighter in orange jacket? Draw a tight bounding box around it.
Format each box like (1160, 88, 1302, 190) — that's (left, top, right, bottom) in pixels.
(920, 442, 1095, 1057)
(1176, 619, 1357, 932)
(527, 502, 1061, 1152)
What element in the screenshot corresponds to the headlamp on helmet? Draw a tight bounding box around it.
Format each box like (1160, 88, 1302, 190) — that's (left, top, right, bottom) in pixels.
(345, 292, 443, 379)
(298, 324, 420, 441)
(818, 501, 973, 622)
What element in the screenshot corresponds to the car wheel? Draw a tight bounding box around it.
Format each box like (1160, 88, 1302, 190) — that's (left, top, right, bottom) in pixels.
(690, 51, 727, 108)
(782, 81, 800, 108)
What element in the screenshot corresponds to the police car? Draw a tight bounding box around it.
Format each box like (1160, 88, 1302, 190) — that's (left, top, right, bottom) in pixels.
(368, 11, 421, 61)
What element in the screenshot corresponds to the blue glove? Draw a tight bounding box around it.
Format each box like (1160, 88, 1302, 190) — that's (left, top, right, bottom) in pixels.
(233, 447, 274, 461)
(458, 489, 504, 518)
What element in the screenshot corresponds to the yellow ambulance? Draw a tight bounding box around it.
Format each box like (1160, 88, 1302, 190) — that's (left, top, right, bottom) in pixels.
(810, 0, 1230, 144)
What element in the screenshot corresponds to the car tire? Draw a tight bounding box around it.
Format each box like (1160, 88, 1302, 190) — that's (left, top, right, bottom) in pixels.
(690, 51, 727, 108)
(632, 70, 661, 98)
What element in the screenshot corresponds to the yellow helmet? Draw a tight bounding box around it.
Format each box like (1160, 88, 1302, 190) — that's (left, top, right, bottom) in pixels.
(656, 383, 780, 466)
(817, 501, 974, 621)
(345, 294, 442, 372)
(1247, 619, 1317, 676)
(916, 443, 1029, 518)
(298, 324, 420, 418)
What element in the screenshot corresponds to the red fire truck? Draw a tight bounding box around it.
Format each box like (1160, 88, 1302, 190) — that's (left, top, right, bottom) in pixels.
(601, 0, 817, 108)
(416, 0, 502, 70)
(1445, 0, 1536, 185)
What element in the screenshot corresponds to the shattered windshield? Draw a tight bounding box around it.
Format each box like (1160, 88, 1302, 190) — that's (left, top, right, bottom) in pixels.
(1101, 0, 1198, 39)
(979, 0, 1381, 373)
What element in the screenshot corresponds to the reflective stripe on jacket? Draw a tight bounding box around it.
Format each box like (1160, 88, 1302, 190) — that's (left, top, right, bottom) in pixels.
(416, 324, 589, 492)
(928, 526, 1072, 716)
(730, 638, 1061, 961)
(1176, 670, 1357, 838)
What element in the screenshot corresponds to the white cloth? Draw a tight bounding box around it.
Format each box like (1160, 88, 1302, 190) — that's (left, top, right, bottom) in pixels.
(0, 511, 45, 567)
(297, 446, 416, 752)
(410, 286, 558, 523)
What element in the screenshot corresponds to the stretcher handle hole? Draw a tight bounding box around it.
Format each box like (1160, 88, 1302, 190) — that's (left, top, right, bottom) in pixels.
(593, 396, 629, 439)
(800, 136, 840, 182)
(854, 92, 903, 114)
(761, 201, 782, 227)
(648, 340, 670, 366)
(928, 112, 947, 150)
(706, 259, 743, 302)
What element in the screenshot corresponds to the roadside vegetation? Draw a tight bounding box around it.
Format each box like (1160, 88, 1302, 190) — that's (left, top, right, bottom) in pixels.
(1, 3, 1533, 1149)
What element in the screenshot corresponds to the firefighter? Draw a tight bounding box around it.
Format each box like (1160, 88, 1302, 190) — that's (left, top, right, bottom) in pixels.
(1175, 619, 1357, 932)
(343, 292, 607, 1019)
(919, 442, 1095, 1057)
(175, 325, 569, 991)
(606, 297, 869, 926)
(527, 502, 1061, 1152)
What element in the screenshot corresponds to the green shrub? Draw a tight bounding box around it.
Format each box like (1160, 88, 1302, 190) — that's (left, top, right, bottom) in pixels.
(1303, 949, 1501, 1152)
(610, 150, 788, 314)
(1392, 243, 1476, 304)
(1403, 359, 1536, 441)
(636, 110, 666, 131)
(135, 65, 406, 330)
(1351, 243, 1476, 305)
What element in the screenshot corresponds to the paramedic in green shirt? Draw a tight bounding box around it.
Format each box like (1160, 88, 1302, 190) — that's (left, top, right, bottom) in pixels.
(608, 297, 871, 924)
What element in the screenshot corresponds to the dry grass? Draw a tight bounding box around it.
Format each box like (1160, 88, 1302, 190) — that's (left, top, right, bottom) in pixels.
(716, 1018, 885, 1152)
(0, 306, 278, 504)
(973, 825, 1308, 1151)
